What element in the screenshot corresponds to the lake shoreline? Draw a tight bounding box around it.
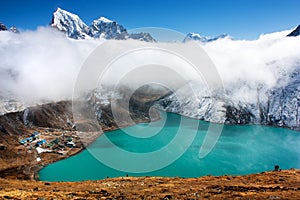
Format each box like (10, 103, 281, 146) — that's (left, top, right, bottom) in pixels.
(38, 111, 300, 182)
(0, 100, 161, 180)
(34, 113, 163, 181)
(1, 101, 299, 181)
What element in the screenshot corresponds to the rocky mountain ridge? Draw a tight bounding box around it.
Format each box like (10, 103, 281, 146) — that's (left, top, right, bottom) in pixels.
(185, 24, 300, 42)
(287, 25, 300, 37)
(0, 22, 19, 33)
(154, 25, 300, 130)
(183, 32, 228, 42)
(51, 8, 156, 42)
(155, 67, 300, 131)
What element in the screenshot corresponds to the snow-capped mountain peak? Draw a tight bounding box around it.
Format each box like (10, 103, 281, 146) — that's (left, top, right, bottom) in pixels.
(183, 32, 229, 43)
(9, 26, 20, 33)
(95, 16, 113, 23)
(183, 32, 210, 42)
(51, 8, 91, 39)
(90, 16, 128, 39)
(188, 32, 202, 39)
(54, 7, 80, 21)
(50, 8, 156, 42)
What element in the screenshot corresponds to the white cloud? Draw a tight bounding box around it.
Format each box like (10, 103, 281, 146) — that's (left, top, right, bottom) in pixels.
(0, 27, 100, 103)
(200, 30, 300, 103)
(0, 27, 299, 106)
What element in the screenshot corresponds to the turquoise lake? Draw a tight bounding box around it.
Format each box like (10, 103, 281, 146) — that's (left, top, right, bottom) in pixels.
(39, 112, 300, 182)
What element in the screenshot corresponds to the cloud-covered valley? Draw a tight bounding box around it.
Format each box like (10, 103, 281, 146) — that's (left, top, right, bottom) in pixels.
(0, 26, 300, 106)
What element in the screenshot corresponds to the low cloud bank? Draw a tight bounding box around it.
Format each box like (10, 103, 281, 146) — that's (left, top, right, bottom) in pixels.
(0, 27, 299, 105)
(201, 30, 300, 103)
(0, 27, 99, 103)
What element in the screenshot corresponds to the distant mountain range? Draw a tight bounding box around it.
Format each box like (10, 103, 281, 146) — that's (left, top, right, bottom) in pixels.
(183, 32, 229, 43)
(1, 8, 299, 42)
(51, 8, 156, 42)
(0, 22, 19, 33)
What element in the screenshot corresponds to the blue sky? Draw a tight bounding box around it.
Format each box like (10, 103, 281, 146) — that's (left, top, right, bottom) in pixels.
(1, 0, 300, 39)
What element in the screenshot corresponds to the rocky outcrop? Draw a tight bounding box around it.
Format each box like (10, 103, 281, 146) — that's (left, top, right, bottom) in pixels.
(287, 25, 300, 37)
(0, 23, 7, 31)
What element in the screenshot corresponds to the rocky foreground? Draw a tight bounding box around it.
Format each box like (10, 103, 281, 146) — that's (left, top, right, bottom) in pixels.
(0, 169, 299, 199)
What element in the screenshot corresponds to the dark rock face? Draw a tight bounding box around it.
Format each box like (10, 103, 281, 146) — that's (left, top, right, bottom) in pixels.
(21, 101, 74, 129)
(225, 105, 255, 125)
(0, 23, 8, 31)
(287, 25, 300, 37)
(0, 101, 74, 136)
(0, 125, 8, 134)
